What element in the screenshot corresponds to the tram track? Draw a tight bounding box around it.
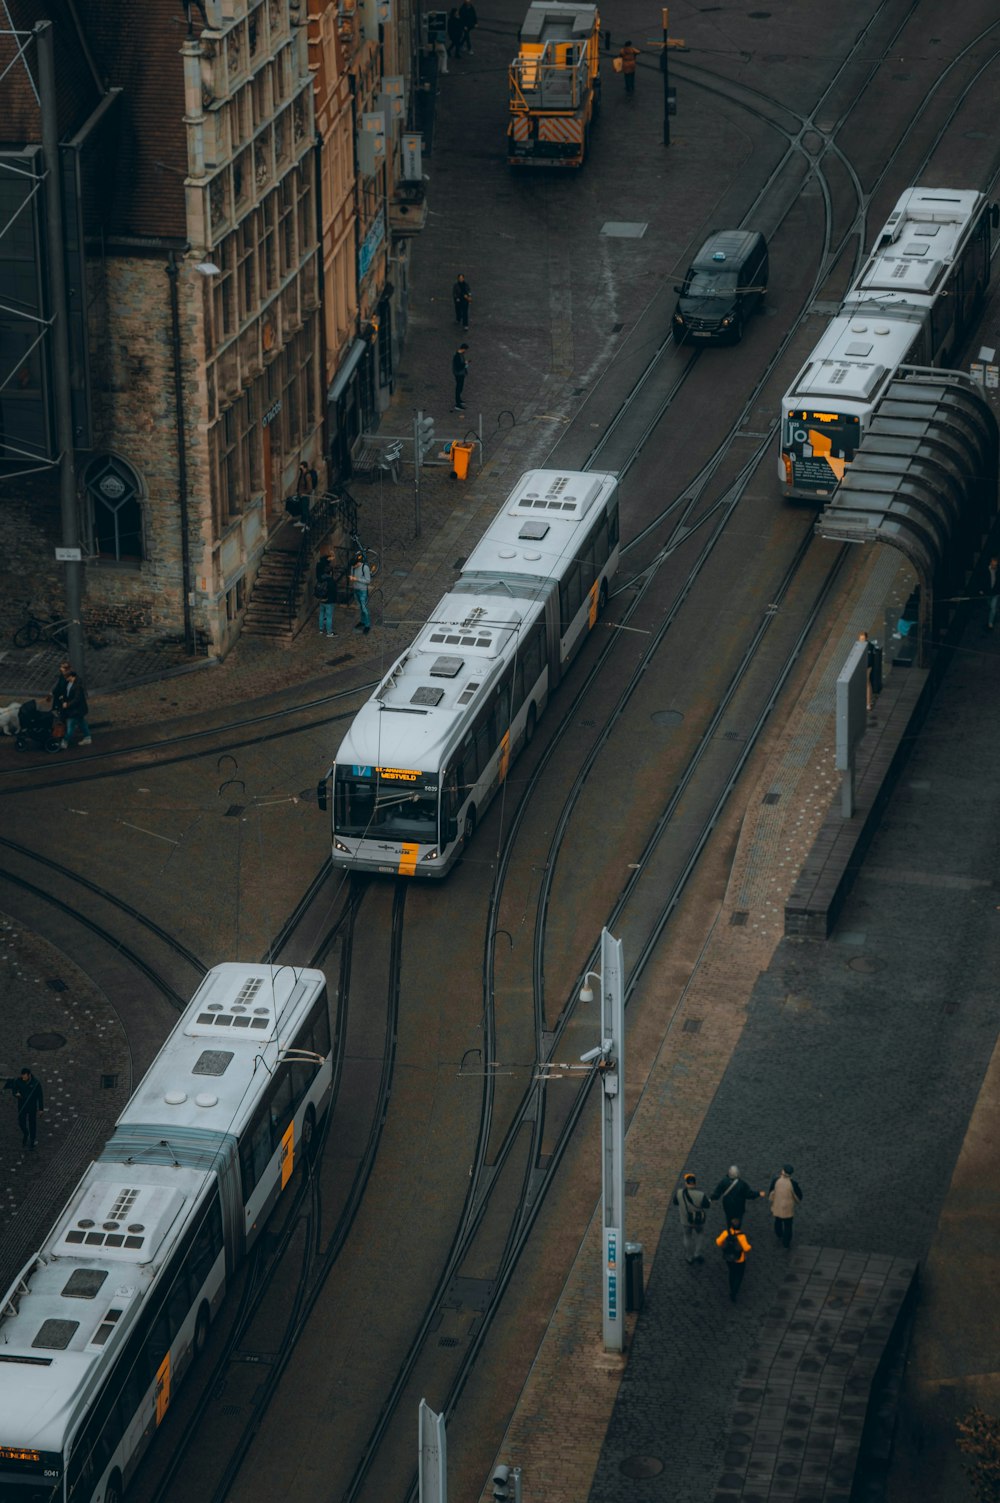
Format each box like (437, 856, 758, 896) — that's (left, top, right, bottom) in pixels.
(313, 10, 1000, 1499)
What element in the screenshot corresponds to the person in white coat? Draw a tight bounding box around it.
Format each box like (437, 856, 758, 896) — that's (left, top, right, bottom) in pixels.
(768, 1164, 803, 1248)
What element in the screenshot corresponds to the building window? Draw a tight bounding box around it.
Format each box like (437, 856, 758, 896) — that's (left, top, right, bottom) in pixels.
(83, 454, 144, 563)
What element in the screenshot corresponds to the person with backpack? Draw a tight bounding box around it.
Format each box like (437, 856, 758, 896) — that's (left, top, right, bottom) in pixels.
(716, 1221, 752, 1302)
(672, 1171, 710, 1264)
(710, 1164, 765, 1224)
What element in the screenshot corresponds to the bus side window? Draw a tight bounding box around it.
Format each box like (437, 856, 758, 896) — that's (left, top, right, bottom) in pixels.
(461, 734, 478, 790)
(513, 655, 525, 714)
(240, 1099, 272, 1198)
(607, 504, 619, 551)
(560, 562, 584, 629)
(442, 766, 459, 821)
(188, 1198, 223, 1290)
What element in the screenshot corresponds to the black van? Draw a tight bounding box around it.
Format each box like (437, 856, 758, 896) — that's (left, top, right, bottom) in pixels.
(672, 229, 768, 345)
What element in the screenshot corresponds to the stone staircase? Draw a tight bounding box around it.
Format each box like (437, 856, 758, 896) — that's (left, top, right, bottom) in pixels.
(242, 542, 303, 639)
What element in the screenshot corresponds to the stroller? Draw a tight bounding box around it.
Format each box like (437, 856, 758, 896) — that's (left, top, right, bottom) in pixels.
(14, 699, 63, 753)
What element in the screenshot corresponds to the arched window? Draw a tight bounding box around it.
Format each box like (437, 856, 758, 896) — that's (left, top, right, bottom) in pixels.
(84, 454, 144, 562)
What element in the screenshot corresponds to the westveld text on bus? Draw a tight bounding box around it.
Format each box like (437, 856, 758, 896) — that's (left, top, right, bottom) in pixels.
(321, 467, 620, 877)
(0, 964, 332, 1503)
(779, 186, 998, 500)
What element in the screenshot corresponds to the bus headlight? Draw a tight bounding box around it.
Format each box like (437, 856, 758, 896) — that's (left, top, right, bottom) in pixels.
(420, 848, 440, 862)
(334, 839, 351, 854)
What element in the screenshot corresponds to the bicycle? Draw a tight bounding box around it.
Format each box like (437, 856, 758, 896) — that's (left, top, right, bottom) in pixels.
(12, 611, 70, 649)
(347, 529, 381, 580)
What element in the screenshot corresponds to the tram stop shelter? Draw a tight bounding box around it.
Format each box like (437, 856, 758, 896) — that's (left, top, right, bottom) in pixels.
(814, 367, 998, 667)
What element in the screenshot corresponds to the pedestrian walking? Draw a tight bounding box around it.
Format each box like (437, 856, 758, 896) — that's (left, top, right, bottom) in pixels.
(350, 551, 372, 634)
(452, 343, 469, 410)
(618, 40, 640, 93)
(717, 1221, 752, 1301)
(710, 1165, 765, 1225)
(60, 669, 92, 748)
(446, 7, 464, 58)
(768, 1163, 803, 1248)
(315, 552, 335, 637)
(294, 459, 318, 531)
(49, 659, 71, 712)
(458, 0, 478, 52)
(5, 1067, 44, 1149)
(980, 554, 1000, 632)
(453, 273, 472, 328)
(672, 1171, 711, 1264)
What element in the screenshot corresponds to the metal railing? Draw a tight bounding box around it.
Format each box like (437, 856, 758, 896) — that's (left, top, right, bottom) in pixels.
(283, 488, 360, 627)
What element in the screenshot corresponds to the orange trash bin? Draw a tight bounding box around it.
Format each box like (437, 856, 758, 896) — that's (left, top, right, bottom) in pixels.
(450, 440, 475, 480)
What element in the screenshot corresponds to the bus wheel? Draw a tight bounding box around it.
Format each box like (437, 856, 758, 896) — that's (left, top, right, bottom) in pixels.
(463, 808, 477, 849)
(104, 1472, 124, 1503)
(524, 703, 537, 746)
(303, 1103, 318, 1161)
(597, 580, 608, 617)
(194, 1303, 211, 1357)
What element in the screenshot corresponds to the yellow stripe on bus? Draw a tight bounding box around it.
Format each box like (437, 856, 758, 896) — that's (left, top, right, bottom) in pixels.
(588, 578, 600, 628)
(280, 1120, 294, 1189)
(498, 731, 511, 783)
(155, 1352, 171, 1425)
(398, 842, 419, 876)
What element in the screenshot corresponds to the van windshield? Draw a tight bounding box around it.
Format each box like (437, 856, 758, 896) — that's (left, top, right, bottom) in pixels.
(686, 267, 738, 296)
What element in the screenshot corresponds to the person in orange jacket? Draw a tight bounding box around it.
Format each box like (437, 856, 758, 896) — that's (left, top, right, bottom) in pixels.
(618, 40, 641, 94)
(716, 1221, 751, 1302)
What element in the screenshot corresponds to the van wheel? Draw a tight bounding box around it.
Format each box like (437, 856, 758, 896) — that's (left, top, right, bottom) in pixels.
(194, 1303, 210, 1357)
(731, 315, 744, 345)
(524, 703, 537, 746)
(463, 808, 477, 849)
(104, 1473, 124, 1503)
(303, 1103, 318, 1162)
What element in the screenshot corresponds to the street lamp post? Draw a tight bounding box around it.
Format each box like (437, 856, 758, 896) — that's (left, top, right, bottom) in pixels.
(580, 927, 625, 1352)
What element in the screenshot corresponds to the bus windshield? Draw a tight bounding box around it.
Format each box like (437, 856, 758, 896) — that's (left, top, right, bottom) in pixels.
(0, 1457, 62, 1503)
(335, 769, 439, 841)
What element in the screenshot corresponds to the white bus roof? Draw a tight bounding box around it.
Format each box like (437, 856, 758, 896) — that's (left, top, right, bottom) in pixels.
(116, 964, 327, 1140)
(0, 1159, 209, 1453)
(461, 468, 617, 582)
(336, 589, 542, 774)
(849, 186, 985, 306)
(782, 311, 922, 413)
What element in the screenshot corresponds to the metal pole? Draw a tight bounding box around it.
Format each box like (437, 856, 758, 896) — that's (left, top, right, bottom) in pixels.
(37, 20, 85, 673)
(417, 1398, 447, 1503)
(601, 927, 625, 1352)
(413, 408, 423, 538)
(661, 7, 670, 147)
(166, 254, 197, 654)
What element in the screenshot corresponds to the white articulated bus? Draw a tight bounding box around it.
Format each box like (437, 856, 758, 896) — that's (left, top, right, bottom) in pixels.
(326, 467, 620, 877)
(0, 964, 332, 1503)
(779, 185, 997, 500)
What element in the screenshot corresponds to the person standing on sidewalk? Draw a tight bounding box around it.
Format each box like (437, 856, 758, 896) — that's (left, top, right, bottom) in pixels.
(5, 1067, 44, 1149)
(710, 1165, 765, 1225)
(60, 670, 92, 748)
(673, 1171, 710, 1264)
(717, 1221, 752, 1302)
(350, 551, 372, 634)
(315, 552, 335, 637)
(618, 40, 640, 93)
(458, 0, 477, 53)
(446, 7, 464, 58)
(768, 1164, 803, 1248)
(452, 343, 470, 410)
(979, 554, 1000, 632)
(453, 273, 472, 328)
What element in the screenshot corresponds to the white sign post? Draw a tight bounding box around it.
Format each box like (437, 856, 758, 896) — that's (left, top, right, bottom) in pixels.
(835, 640, 869, 817)
(600, 928, 625, 1352)
(418, 1398, 447, 1503)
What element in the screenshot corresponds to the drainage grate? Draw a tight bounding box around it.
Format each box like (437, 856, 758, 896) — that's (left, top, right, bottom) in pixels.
(439, 1336, 460, 1348)
(326, 654, 352, 668)
(225, 805, 245, 818)
(46, 978, 68, 992)
(731, 911, 749, 927)
(723, 729, 742, 741)
(27, 1032, 66, 1051)
(101, 1074, 118, 1090)
(762, 790, 781, 805)
(612, 322, 624, 333)
(620, 1457, 665, 1479)
(682, 1018, 702, 1033)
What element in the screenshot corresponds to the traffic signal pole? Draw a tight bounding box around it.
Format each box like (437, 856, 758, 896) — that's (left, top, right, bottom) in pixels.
(661, 7, 670, 146)
(600, 928, 625, 1352)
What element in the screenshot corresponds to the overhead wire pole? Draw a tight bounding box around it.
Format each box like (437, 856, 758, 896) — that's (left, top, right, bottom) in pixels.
(37, 19, 85, 674)
(661, 7, 670, 146)
(599, 927, 625, 1352)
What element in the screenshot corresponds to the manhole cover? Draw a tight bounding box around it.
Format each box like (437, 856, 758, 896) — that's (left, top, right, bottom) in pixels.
(620, 1456, 664, 1479)
(27, 1032, 66, 1051)
(848, 955, 885, 974)
(651, 709, 684, 727)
